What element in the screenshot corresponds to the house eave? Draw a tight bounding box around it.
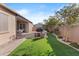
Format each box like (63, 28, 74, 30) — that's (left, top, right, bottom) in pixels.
(0, 3, 33, 24)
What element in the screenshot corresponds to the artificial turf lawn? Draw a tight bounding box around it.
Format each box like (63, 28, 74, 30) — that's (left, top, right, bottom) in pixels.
(9, 34, 79, 56)
(47, 33, 79, 56)
(9, 37, 54, 56)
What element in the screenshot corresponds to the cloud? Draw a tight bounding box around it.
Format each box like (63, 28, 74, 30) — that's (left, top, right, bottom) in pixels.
(29, 12, 54, 24)
(16, 9, 30, 17)
(16, 9, 54, 24)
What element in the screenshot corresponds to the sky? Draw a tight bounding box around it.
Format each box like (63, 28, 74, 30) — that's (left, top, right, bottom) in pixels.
(6, 3, 67, 24)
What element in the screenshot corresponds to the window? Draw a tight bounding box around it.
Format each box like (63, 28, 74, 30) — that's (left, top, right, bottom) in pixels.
(20, 24, 23, 29)
(0, 13, 8, 33)
(23, 24, 25, 29)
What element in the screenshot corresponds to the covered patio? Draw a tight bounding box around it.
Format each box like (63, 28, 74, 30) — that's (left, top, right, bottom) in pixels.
(16, 15, 29, 39)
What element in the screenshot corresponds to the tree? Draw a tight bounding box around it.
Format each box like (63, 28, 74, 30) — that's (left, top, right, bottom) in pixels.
(43, 3, 79, 33)
(43, 16, 60, 32)
(56, 4, 79, 26)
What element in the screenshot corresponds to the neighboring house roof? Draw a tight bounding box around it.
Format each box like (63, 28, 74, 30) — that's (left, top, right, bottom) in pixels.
(0, 3, 33, 24)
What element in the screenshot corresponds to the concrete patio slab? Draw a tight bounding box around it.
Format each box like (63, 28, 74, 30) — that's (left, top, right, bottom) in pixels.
(0, 38, 26, 56)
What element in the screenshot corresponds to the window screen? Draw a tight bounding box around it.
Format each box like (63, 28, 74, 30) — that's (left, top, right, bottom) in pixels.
(0, 13, 8, 33)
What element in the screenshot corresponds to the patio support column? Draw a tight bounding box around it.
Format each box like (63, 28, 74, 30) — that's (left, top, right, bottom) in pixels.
(25, 23, 29, 33)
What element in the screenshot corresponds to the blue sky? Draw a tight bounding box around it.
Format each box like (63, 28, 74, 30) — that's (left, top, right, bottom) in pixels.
(6, 3, 67, 24)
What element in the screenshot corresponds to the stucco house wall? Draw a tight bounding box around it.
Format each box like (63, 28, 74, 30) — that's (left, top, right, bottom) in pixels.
(28, 22, 33, 33)
(0, 4, 33, 46)
(0, 5, 16, 45)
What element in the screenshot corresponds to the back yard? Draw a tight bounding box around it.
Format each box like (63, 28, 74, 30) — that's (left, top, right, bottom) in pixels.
(9, 34, 79, 56)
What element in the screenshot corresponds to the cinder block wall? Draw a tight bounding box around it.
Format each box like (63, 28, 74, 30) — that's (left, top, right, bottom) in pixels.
(59, 25, 79, 43)
(59, 26, 70, 41)
(70, 25, 79, 43)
